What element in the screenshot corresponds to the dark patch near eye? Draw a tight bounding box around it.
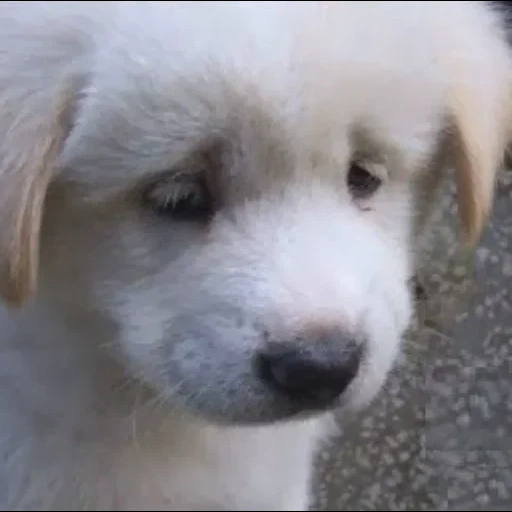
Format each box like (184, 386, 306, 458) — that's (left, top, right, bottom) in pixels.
(347, 161, 382, 200)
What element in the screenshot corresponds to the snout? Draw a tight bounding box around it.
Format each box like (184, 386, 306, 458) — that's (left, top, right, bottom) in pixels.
(256, 330, 363, 410)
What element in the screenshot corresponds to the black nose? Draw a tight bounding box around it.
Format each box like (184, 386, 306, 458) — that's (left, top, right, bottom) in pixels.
(257, 333, 362, 406)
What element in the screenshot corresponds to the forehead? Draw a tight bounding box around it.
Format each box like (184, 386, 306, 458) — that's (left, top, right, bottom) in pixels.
(60, 1, 447, 191)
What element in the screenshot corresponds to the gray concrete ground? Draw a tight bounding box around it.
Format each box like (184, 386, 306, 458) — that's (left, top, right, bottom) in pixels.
(313, 169, 512, 510)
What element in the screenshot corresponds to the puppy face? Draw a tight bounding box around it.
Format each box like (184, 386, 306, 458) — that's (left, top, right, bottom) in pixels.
(0, 2, 511, 425)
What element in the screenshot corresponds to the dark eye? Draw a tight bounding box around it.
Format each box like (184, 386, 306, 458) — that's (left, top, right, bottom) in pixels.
(144, 175, 214, 222)
(347, 161, 382, 199)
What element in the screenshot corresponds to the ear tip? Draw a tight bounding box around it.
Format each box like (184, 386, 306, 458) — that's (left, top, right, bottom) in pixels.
(1, 294, 30, 310)
(456, 206, 496, 257)
(0, 278, 33, 310)
(461, 228, 481, 249)
(459, 202, 491, 249)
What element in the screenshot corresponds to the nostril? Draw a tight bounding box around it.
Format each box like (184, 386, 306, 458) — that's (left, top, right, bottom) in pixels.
(257, 336, 362, 405)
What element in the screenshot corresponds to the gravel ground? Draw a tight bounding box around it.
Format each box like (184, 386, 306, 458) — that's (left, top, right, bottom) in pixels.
(313, 169, 512, 511)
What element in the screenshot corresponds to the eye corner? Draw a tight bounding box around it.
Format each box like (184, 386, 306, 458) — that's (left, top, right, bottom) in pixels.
(347, 159, 386, 201)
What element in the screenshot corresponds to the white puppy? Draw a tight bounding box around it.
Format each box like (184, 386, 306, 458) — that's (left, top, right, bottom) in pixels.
(0, 1, 510, 510)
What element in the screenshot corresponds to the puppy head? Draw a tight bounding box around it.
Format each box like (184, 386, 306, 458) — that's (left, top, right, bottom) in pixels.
(0, 2, 510, 425)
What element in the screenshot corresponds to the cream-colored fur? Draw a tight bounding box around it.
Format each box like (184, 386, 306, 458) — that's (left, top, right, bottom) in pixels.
(0, 1, 511, 510)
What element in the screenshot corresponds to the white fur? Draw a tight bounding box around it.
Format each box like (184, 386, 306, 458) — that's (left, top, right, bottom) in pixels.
(0, 1, 511, 510)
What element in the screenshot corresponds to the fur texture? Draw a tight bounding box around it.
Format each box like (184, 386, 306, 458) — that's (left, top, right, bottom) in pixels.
(0, 1, 511, 509)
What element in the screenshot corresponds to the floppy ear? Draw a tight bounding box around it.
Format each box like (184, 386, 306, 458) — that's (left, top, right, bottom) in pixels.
(450, 78, 512, 246)
(0, 76, 77, 308)
(445, 9, 512, 247)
